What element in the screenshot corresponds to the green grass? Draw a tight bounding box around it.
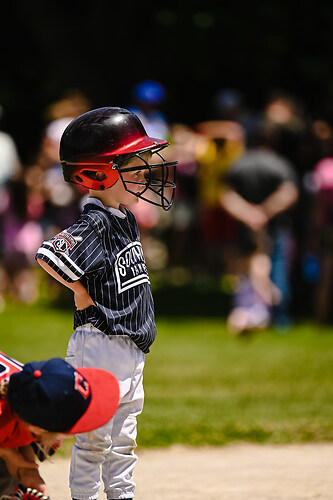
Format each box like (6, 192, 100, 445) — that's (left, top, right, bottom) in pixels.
(2, 303, 333, 450)
(0, 303, 73, 361)
(141, 318, 333, 446)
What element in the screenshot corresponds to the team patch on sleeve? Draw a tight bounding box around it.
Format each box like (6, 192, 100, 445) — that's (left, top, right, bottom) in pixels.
(52, 232, 78, 253)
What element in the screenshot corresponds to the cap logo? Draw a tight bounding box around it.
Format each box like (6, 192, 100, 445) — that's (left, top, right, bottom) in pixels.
(74, 371, 90, 399)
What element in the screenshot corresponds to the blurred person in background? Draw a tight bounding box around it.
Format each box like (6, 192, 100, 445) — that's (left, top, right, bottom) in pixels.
(226, 252, 282, 335)
(128, 80, 169, 140)
(0, 178, 43, 306)
(43, 88, 92, 123)
(213, 88, 260, 146)
(195, 119, 246, 276)
(261, 90, 313, 182)
(23, 100, 90, 303)
(26, 117, 88, 302)
(220, 120, 299, 333)
(38, 117, 87, 236)
(25, 115, 89, 241)
(161, 123, 201, 276)
(262, 90, 321, 320)
(25, 91, 91, 239)
(0, 106, 22, 186)
(304, 156, 333, 324)
(0, 106, 41, 308)
(300, 105, 333, 322)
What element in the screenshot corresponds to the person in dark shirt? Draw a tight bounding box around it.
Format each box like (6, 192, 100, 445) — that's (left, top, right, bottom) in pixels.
(220, 136, 299, 333)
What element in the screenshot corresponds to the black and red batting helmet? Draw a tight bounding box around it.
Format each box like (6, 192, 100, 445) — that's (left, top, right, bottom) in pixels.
(60, 107, 177, 210)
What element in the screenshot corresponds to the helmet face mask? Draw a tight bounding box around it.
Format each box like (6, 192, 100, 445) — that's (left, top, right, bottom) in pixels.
(60, 107, 177, 210)
(116, 147, 176, 210)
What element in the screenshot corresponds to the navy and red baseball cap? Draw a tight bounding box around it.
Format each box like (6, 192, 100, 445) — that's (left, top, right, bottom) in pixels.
(7, 358, 120, 434)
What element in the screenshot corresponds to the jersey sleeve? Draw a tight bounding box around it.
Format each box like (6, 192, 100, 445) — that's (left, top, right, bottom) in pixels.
(0, 400, 35, 448)
(35, 220, 105, 283)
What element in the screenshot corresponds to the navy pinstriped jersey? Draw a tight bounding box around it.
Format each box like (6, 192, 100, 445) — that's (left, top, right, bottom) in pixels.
(35, 198, 156, 354)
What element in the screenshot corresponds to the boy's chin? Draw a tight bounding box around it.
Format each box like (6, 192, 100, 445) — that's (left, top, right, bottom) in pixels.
(125, 195, 140, 206)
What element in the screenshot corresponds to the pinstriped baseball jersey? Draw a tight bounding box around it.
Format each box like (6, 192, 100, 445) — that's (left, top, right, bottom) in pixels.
(35, 197, 156, 354)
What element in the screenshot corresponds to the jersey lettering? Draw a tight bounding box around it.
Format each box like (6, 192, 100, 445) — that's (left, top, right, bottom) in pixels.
(115, 242, 150, 293)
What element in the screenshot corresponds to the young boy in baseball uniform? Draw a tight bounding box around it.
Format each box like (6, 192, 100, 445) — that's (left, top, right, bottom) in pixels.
(0, 351, 119, 500)
(35, 107, 177, 500)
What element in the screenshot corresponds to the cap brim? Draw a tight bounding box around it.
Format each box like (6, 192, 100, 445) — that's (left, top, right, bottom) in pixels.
(67, 368, 120, 435)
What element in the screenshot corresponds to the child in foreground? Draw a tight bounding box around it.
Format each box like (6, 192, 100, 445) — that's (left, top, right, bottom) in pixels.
(36, 107, 177, 500)
(0, 352, 119, 499)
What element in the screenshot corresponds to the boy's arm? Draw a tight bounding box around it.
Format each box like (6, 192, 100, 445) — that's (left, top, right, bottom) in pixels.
(0, 446, 48, 496)
(37, 259, 95, 311)
(0, 447, 38, 479)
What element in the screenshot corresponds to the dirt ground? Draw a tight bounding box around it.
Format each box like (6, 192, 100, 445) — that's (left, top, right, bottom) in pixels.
(39, 442, 333, 499)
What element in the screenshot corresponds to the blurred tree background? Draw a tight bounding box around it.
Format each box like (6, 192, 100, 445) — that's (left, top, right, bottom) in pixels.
(1, 2, 333, 162)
